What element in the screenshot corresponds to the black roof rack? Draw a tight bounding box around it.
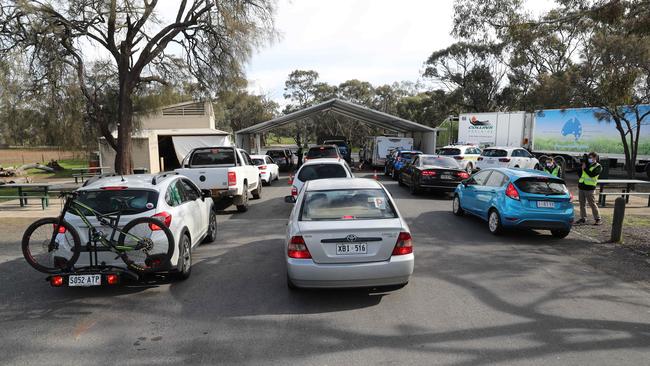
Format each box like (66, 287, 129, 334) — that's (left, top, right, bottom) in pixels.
(82, 173, 119, 187)
(151, 171, 179, 185)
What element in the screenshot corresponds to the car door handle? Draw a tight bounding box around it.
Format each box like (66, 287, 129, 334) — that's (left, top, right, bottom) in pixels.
(488, 189, 496, 193)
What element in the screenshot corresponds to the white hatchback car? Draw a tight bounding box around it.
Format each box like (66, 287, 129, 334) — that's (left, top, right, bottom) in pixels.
(289, 158, 354, 199)
(65, 173, 217, 280)
(285, 178, 414, 289)
(250, 154, 280, 185)
(437, 145, 482, 173)
(475, 147, 540, 171)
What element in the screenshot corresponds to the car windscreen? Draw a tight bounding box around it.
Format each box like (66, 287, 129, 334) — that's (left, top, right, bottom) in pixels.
(73, 189, 159, 216)
(251, 158, 265, 166)
(297, 164, 347, 182)
(266, 150, 285, 158)
(421, 156, 460, 168)
(307, 147, 338, 159)
(515, 177, 568, 195)
(437, 148, 461, 155)
(481, 149, 507, 157)
(300, 189, 397, 221)
(399, 152, 419, 160)
(190, 148, 235, 166)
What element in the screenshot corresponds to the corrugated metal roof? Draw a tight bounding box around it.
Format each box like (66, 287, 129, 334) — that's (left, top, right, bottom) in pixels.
(235, 99, 438, 134)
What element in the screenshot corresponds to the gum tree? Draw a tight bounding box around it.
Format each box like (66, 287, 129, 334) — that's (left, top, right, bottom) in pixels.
(0, 1, 275, 173)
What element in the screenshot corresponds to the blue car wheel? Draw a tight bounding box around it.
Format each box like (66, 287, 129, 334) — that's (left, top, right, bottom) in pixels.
(453, 195, 464, 216)
(488, 209, 503, 235)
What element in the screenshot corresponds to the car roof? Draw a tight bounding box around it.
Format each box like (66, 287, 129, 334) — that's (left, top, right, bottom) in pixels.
(78, 174, 175, 191)
(442, 145, 477, 149)
(309, 144, 338, 149)
(485, 168, 557, 179)
(306, 178, 382, 191)
(483, 146, 520, 151)
(397, 150, 422, 154)
(250, 155, 269, 159)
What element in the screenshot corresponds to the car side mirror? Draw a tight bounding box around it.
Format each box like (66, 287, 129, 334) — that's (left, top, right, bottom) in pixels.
(284, 195, 296, 203)
(201, 190, 211, 200)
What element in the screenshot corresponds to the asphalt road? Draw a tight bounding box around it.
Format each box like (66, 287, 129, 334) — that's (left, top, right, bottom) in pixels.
(1, 172, 649, 365)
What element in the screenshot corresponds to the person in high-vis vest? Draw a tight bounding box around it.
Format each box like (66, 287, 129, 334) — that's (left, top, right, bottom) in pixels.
(576, 152, 602, 225)
(543, 157, 561, 177)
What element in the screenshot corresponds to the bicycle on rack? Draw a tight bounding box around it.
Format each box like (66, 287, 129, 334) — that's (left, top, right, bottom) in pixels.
(22, 191, 174, 277)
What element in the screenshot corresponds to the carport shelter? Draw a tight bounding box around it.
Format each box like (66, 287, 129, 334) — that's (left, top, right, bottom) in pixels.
(235, 98, 439, 153)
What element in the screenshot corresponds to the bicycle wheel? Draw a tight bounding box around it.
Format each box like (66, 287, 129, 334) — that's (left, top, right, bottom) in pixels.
(117, 217, 175, 273)
(22, 218, 81, 273)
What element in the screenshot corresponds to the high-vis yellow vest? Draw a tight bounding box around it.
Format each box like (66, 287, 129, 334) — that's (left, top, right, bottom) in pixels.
(544, 166, 560, 177)
(579, 164, 600, 187)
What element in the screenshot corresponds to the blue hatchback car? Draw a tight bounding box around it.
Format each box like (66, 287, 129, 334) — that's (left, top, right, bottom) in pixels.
(453, 168, 574, 238)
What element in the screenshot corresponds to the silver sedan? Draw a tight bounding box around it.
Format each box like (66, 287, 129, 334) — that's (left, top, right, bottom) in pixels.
(285, 178, 414, 289)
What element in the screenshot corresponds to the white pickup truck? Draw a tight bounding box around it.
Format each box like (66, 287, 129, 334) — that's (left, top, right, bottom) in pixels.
(175, 146, 262, 212)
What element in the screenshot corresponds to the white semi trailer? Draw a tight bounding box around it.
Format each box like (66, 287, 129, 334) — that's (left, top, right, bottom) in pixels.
(458, 107, 650, 177)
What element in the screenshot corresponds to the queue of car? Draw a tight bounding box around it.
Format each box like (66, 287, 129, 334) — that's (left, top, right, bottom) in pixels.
(42, 142, 571, 290)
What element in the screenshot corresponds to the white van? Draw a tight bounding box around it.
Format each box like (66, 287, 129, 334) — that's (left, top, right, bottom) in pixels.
(364, 136, 414, 168)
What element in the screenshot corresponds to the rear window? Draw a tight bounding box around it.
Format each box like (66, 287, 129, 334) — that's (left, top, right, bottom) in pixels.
(515, 178, 568, 195)
(190, 148, 235, 166)
(307, 147, 338, 159)
(438, 148, 461, 155)
(298, 164, 347, 182)
(421, 156, 460, 168)
(301, 189, 397, 221)
(481, 149, 508, 157)
(267, 150, 285, 158)
(399, 152, 416, 160)
(74, 189, 159, 215)
(251, 158, 265, 166)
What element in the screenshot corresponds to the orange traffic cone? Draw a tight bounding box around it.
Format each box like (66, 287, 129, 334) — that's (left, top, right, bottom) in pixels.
(373, 170, 378, 180)
(288, 174, 294, 185)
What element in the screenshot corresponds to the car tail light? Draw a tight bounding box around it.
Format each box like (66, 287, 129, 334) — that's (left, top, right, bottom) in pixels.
(53, 224, 66, 234)
(106, 274, 119, 285)
(228, 171, 237, 186)
(454, 156, 464, 160)
(291, 186, 298, 197)
(50, 275, 64, 287)
(258, 165, 267, 170)
(392, 232, 413, 256)
(478, 157, 484, 161)
(101, 186, 128, 190)
(288, 236, 311, 259)
(457, 172, 470, 179)
(499, 158, 511, 163)
(422, 170, 436, 176)
(505, 183, 520, 200)
(341, 215, 354, 219)
(149, 211, 172, 230)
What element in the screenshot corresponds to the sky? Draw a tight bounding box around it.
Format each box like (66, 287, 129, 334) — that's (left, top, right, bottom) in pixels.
(244, 0, 457, 103)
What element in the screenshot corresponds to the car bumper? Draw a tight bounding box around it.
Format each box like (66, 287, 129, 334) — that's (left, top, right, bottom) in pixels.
(499, 202, 574, 231)
(419, 180, 462, 191)
(287, 254, 414, 288)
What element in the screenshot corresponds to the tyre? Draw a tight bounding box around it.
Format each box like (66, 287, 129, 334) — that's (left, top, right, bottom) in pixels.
(488, 209, 503, 235)
(203, 209, 217, 243)
(22, 217, 81, 273)
(117, 216, 175, 273)
(551, 229, 570, 238)
(252, 180, 262, 199)
(287, 275, 298, 290)
(409, 179, 420, 195)
(236, 183, 249, 212)
(452, 195, 464, 216)
(173, 234, 192, 280)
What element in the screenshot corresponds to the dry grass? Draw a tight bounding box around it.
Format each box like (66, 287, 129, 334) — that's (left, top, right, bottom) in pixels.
(0, 149, 85, 166)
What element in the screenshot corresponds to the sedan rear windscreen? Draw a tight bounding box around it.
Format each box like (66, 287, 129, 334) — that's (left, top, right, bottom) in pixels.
(266, 151, 286, 158)
(190, 148, 235, 166)
(301, 189, 397, 221)
(481, 149, 507, 157)
(73, 189, 159, 215)
(251, 158, 265, 166)
(307, 147, 338, 159)
(515, 178, 568, 195)
(437, 148, 461, 155)
(298, 164, 347, 181)
(421, 156, 460, 168)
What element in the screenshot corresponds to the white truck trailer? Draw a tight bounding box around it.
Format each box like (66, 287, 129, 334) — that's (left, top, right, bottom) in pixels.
(458, 107, 650, 177)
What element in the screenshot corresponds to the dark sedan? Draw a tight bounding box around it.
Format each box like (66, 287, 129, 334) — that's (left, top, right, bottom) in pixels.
(399, 155, 470, 194)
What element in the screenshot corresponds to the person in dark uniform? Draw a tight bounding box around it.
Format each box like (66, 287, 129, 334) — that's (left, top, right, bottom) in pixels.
(576, 152, 602, 225)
